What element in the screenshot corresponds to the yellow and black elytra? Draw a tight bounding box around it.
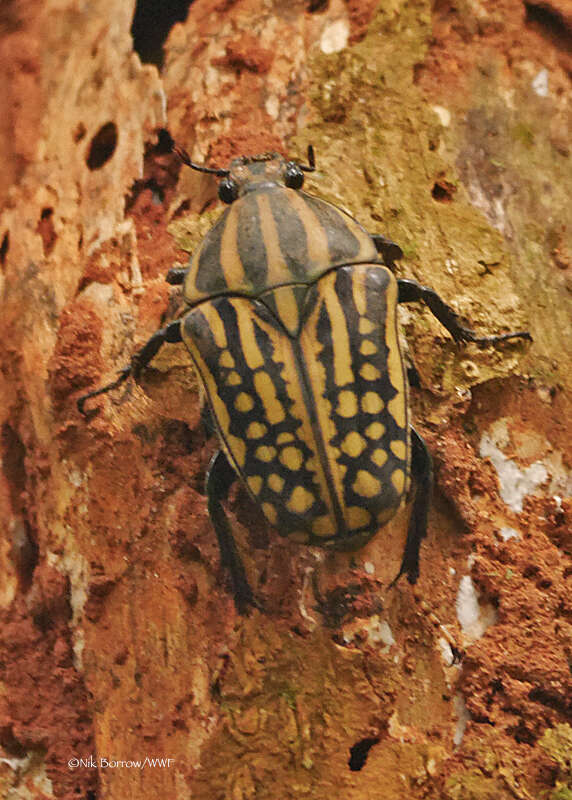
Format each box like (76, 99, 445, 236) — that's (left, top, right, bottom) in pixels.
(79, 144, 531, 612)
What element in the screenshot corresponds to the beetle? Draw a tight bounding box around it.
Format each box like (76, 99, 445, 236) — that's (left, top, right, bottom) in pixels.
(79, 144, 531, 612)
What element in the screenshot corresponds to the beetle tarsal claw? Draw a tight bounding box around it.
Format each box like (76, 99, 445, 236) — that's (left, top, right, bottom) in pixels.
(76, 366, 132, 416)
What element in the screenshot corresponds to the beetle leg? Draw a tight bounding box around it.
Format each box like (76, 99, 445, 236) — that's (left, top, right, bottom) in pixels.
(371, 234, 404, 266)
(397, 278, 532, 344)
(406, 363, 421, 388)
(200, 403, 217, 439)
(392, 427, 433, 586)
(165, 267, 188, 285)
(206, 450, 257, 614)
(77, 320, 183, 415)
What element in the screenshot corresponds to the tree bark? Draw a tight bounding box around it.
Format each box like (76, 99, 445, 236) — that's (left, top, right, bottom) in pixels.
(1, 1, 571, 798)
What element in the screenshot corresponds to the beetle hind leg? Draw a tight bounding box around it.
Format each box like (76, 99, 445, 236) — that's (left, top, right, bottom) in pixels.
(392, 427, 433, 586)
(206, 450, 258, 614)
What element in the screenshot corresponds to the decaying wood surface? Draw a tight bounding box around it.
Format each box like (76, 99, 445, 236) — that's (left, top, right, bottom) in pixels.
(1, 1, 571, 798)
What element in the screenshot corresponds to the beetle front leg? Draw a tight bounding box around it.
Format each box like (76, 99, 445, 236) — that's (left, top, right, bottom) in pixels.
(77, 319, 183, 415)
(392, 427, 433, 586)
(397, 278, 532, 345)
(206, 450, 258, 614)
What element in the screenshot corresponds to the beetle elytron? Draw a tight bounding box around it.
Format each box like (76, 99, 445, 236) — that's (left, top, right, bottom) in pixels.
(79, 144, 531, 612)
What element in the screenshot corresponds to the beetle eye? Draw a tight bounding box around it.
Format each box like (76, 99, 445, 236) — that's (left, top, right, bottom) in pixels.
(219, 178, 239, 204)
(284, 162, 304, 190)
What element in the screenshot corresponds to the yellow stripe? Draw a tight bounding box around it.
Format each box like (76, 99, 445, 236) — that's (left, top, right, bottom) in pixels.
(183, 320, 246, 471)
(219, 203, 245, 289)
(235, 304, 265, 371)
(336, 209, 378, 261)
(384, 272, 407, 430)
(298, 272, 345, 525)
(273, 286, 300, 336)
(384, 272, 401, 392)
(256, 195, 300, 333)
(285, 190, 330, 266)
(257, 194, 289, 285)
(254, 371, 286, 425)
(324, 285, 353, 388)
(203, 302, 228, 350)
(352, 268, 368, 316)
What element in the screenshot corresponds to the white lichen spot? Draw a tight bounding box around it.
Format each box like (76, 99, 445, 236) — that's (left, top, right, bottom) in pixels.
(265, 94, 280, 120)
(432, 105, 451, 126)
(67, 466, 85, 488)
(363, 561, 375, 575)
(439, 636, 454, 667)
(388, 710, 412, 742)
(204, 64, 221, 93)
(46, 546, 89, 668)
(453, 693, 471, 747)
(298, 567, 319, 630)
(369, 619, 395, 652)
(456, 574, 497, 641)
(320, 19, 349, 54)
(532, 68, 549, 97)
(536, 385, 552, 403)
(339, 615, 395, 650)
(0, 752, 54, 795)
(480, 431, 548, 513)
(499, 526, 520, 542)
(82, 281, 114, 305)
(461, 359, 480, 380)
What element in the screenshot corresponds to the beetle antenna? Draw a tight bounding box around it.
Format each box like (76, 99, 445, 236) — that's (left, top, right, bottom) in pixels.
(301, 144, 316, 172)
(172, 143, 230, 177)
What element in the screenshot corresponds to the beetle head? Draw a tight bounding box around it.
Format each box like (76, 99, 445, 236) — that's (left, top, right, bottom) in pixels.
(173, 144, 315, 205)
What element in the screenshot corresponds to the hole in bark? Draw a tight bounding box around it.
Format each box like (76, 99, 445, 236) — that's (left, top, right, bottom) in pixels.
(124, 128, 180, 212)
(1, 424, 39, 591)
(307, 0, 329, 10)
(348, 736, 380, 771)
(37, 208, 57, 256)
(509, 720, 536, 745)
(529, 686, 570, 715)
(0, 231, 9, 267)
(131, 0, 194, 67)
(73, 122, 87, 142)
(86, 122, 118, 170)
(1, 424, 27, 502)
(33, 610, 54, 632)
(524, 2, 572, 52)
(432, 179, 456, 202)
(155, 127, 176, 154)
(0, 725, 27, 758)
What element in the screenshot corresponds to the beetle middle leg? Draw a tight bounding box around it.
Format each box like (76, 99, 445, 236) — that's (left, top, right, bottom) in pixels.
(371, 233, 404, 266)
(206, 450, 257, 614)
(77, 319, 183, 415)
(165, 267, 188, 285)
(397, 278, 532, 344)
(393, 427, 433, 586)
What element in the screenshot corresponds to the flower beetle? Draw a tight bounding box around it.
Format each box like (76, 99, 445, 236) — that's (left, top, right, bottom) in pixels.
(79, 144, 531, 612)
